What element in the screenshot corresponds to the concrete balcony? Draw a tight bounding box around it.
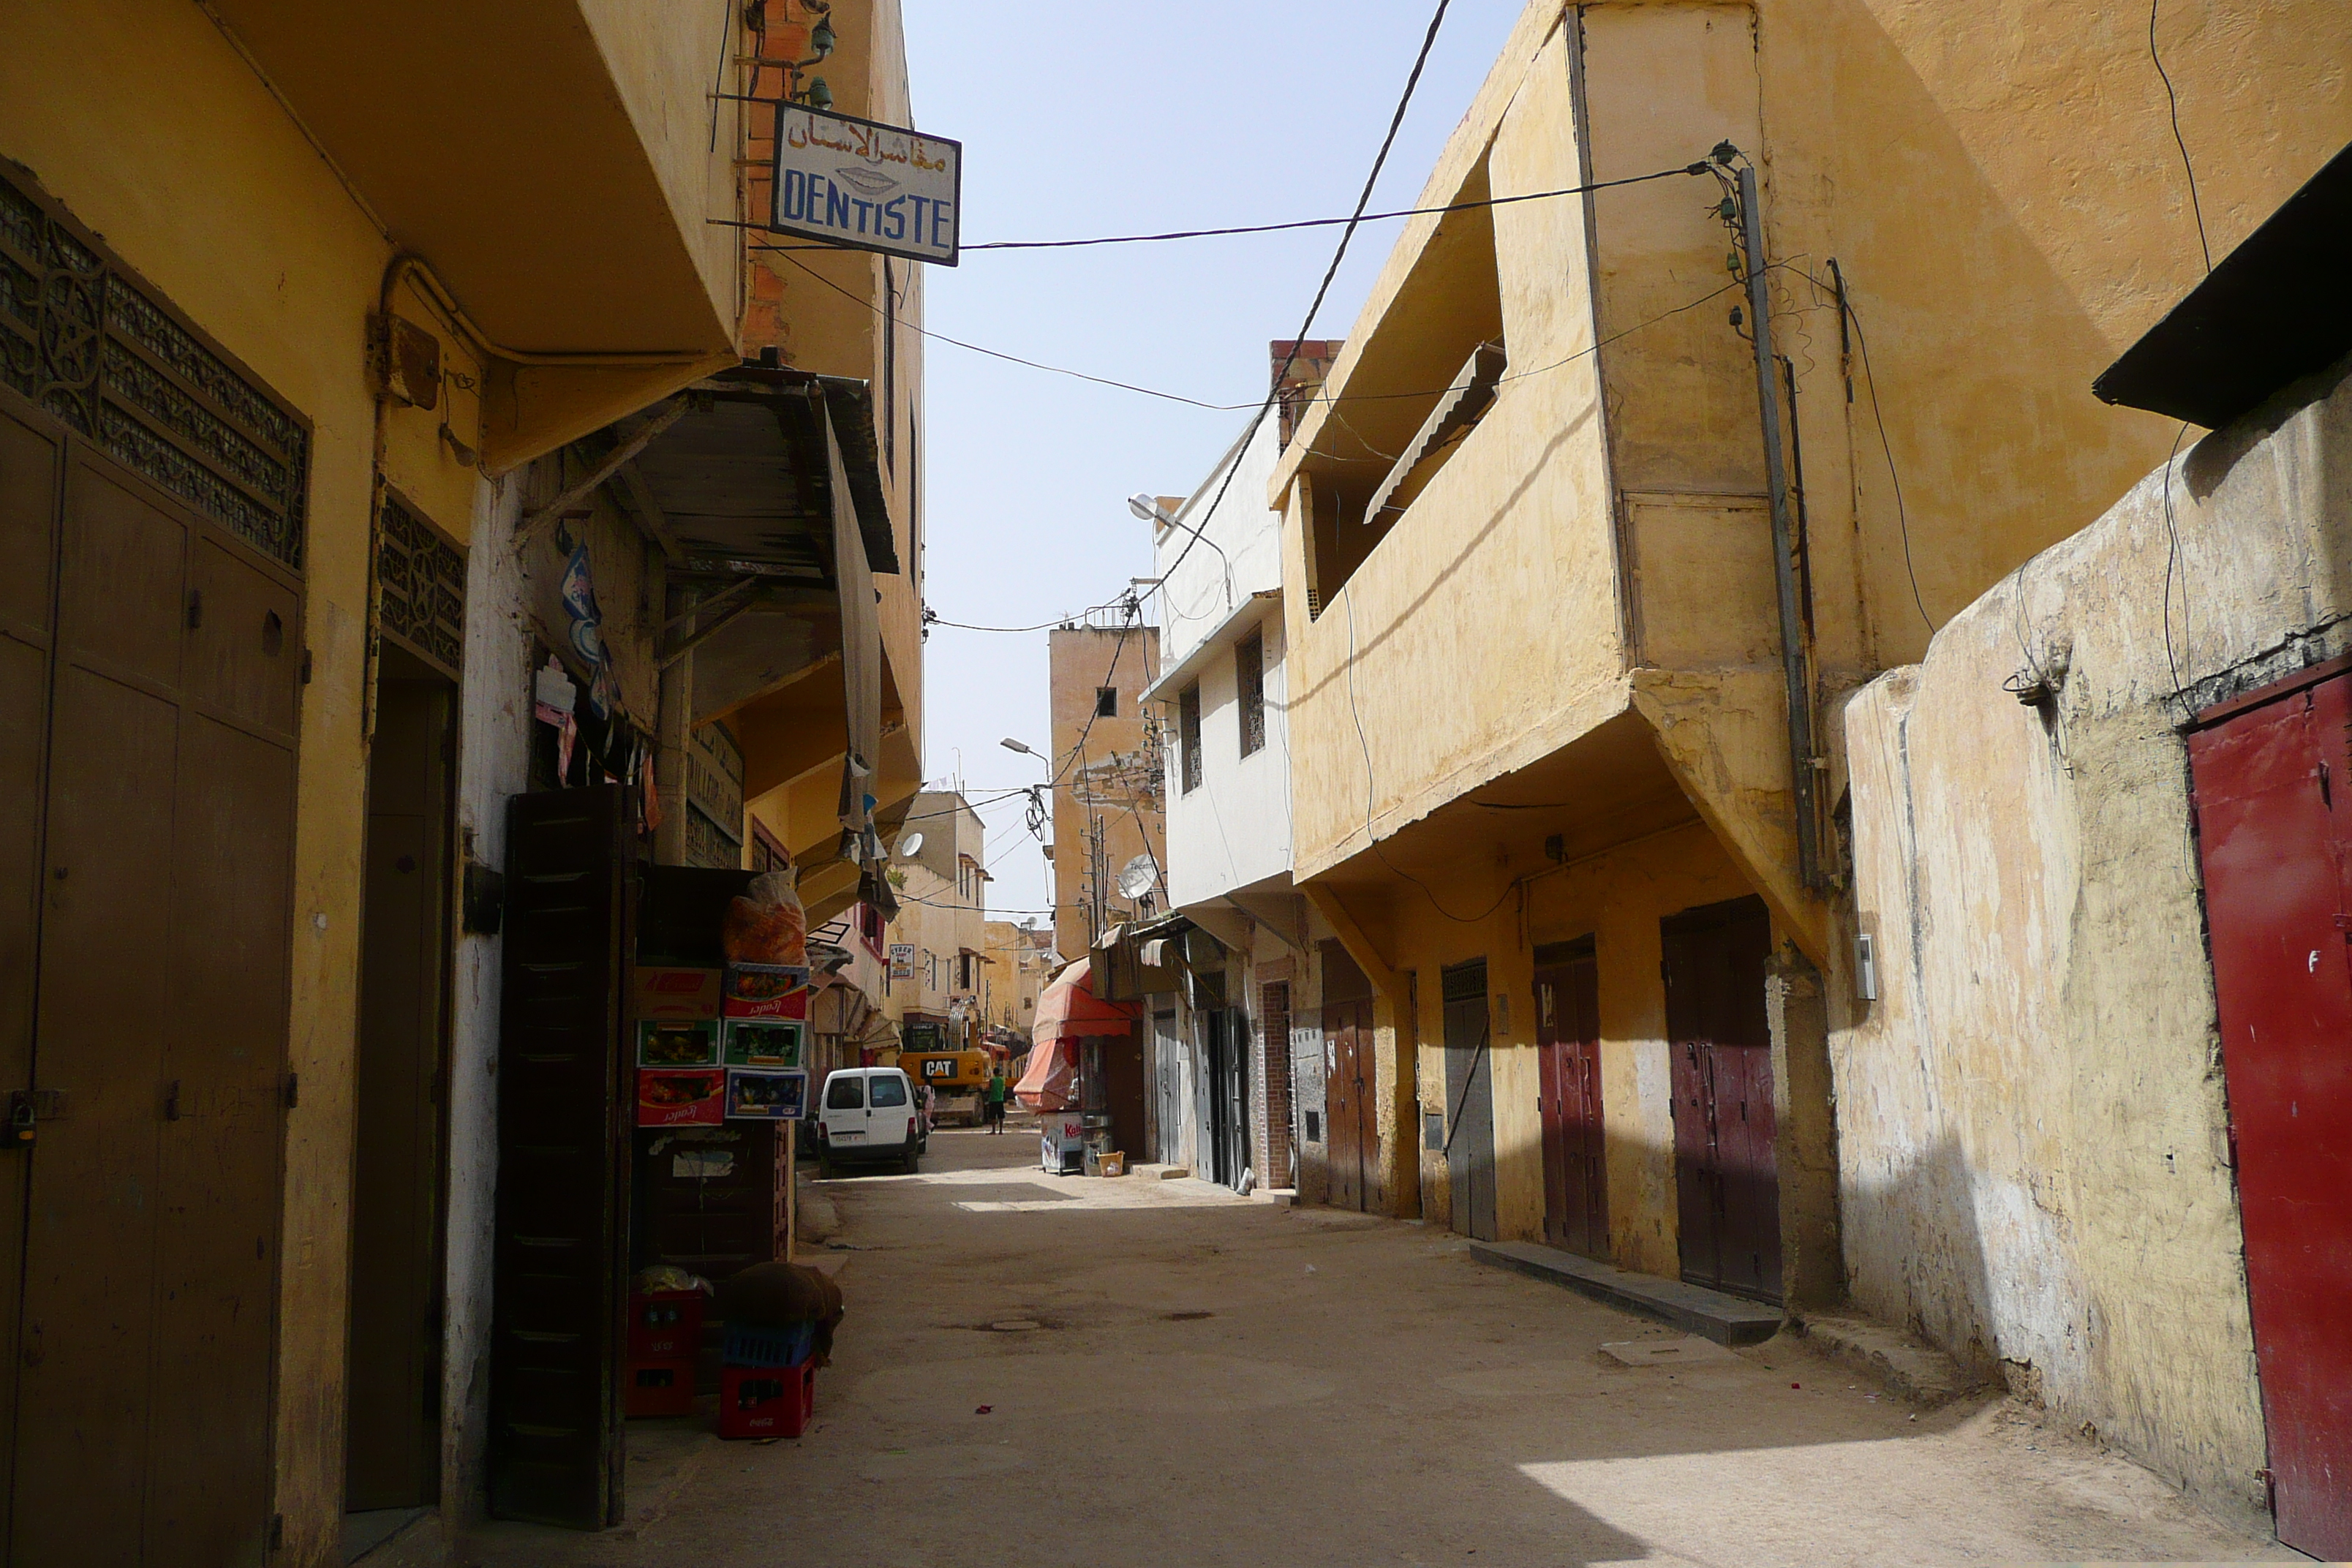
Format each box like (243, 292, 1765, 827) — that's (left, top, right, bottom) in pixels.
(206, 0, 742, 467)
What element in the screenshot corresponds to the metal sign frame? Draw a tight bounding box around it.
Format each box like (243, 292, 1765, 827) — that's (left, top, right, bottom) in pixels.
(769, 104, 962, 267)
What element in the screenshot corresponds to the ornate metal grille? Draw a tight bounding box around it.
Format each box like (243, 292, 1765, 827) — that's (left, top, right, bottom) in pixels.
(377, 492, 466, 679)
(0, 162, 309, 570)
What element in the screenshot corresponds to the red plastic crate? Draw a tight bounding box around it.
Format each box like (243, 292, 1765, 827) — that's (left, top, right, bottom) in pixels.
(625, 1357, 697, 1418)
(718, 1360, 814, 1439)
(627, 1289, 706, 1361)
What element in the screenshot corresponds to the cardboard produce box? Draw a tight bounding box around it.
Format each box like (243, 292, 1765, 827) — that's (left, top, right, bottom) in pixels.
(723, 962, 810, 1020)
(636, 1068, 725, 1128)
(635, 966, 720, 1020)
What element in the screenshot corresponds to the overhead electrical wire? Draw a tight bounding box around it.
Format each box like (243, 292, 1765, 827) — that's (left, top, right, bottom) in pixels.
(1148, 0, 1458, 620)
(958, 165, 1711, 250)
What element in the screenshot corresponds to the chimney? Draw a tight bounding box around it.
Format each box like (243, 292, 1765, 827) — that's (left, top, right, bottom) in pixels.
(1270, 339, 1344, 449)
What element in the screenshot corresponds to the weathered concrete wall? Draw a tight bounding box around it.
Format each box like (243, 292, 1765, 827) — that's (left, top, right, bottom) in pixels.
(1047, 625, 1162, 957)
(1749, 0, 2352, 674)
(1829, 358, 2352, 1521)
(438, 474, 533, 1534)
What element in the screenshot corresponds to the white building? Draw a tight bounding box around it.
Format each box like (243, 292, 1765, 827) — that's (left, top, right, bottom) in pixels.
(1138, 358, 1344, 1199)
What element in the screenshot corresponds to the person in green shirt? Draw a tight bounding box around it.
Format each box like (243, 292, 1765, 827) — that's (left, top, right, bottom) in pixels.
(984, 1070, 1009, 1134)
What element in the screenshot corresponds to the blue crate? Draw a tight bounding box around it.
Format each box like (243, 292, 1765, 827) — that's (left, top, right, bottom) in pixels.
(723, 1319, 817, 1368)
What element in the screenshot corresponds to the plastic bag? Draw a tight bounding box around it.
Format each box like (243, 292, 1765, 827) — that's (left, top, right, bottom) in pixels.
(723, 867, 807, 966)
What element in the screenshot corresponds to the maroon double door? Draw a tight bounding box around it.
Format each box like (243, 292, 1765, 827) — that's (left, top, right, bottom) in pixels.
(2188, 662, 2352, 1560)
(1534, 941, 1606, 1258)
(1662, 897, 1782, 1303)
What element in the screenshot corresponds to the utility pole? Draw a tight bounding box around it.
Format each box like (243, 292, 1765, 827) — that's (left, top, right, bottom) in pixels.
(1733, 157, 1823, 890)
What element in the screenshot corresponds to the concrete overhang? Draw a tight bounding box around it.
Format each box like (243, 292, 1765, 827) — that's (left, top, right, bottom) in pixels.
(1269, 0, 1561, 505)
(207, 0, 741, 465)
(1139, 590, 1282, 705)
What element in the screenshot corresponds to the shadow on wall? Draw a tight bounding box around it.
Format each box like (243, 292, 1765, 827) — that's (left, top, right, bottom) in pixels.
(1840, 1133, 2011, 1387)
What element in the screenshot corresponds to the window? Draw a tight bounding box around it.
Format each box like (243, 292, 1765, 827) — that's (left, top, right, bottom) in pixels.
(1179, 682, 1202, 794)
(1237, 630, 1265, 757)
(826, 1074, 865, 1110)
(1095, 686, 1119, 718)
(856, 901, 885, 957)
(870, 1074, 908, 1108)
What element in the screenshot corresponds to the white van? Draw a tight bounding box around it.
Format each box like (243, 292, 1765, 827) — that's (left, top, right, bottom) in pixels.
(814, 1066, 925, 1176)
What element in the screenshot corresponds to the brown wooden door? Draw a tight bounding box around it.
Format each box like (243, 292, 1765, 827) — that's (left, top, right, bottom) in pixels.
(0, 399, 59, 1556)
(5, 415, 301, 1564)
(1536, 943, 1607, 1258)
(490, 785, 635, 1529)
(347, 666, 456, 1510)
(1662, 897, 1781, 1303)
(1322, 1001, 1369, 1212)
(2188, 666, 2352, 1560)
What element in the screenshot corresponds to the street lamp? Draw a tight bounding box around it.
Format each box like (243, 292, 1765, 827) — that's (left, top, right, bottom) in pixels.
(1126, 492, 1174, 527)
(1000, 737, 1036, 757)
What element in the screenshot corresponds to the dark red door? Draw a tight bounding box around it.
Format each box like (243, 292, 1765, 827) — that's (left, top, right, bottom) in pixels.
(1536, 943, 1606, 1257)
(1662, 897, 1781, 1303)
(2189, 663, 2352, 1560)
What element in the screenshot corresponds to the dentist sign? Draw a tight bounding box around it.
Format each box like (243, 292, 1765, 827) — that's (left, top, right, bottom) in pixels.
(769, 105, 962, 266)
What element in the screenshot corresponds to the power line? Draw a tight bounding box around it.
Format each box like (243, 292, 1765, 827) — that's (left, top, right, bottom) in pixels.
(764, 157, 1718, 426)
(960, 165, 1709, 251)
(1151, 0, 1458, 617)
(2149, 0, 2212, 273)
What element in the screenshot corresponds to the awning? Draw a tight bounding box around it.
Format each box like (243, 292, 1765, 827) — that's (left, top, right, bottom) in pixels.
(2093, 140, 2352, 429)
(1030, 957, 1139, 1042)
(1013, 1035, 1077, 1112)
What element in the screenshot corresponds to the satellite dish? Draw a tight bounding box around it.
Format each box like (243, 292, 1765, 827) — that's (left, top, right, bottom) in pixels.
(1116, 853, 1160, 900)
(895, 831, 925, 858)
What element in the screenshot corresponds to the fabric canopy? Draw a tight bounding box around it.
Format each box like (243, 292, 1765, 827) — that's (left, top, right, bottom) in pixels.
(1030, 957, 1138, 1040)
(1012, 1035, 1077, 1112)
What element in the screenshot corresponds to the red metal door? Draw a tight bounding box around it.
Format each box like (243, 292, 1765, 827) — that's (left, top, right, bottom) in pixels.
(1662, 897, 1781, 1303)
(1536, 945, 1607, 1257)
(2189, 663, 2352, 1560)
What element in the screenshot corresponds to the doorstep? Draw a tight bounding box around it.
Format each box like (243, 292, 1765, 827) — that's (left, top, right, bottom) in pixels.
(1469, 1240, 1783, 1346)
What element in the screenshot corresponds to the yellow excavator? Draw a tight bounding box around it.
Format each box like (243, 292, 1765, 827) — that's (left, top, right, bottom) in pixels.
(898, 1047, 991, 1126)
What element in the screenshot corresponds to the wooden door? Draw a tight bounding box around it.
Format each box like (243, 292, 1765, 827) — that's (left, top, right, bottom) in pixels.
(2188, 666, 2352, 1560)
(1151, 1009, 1182, 1164)
(1441, 961, 1496, 1242)
(1322, 1000, 1371, 1211)
(348, 667, 455, 1509)
(0, 399, 59, 1554)
(1536, 943, 1607, 1257)
(1662, 896, 1780, 1302)
(7, 425, 301, 1564)
(1320, 941, 1373, 1213)
(489, 785, 635, 1529)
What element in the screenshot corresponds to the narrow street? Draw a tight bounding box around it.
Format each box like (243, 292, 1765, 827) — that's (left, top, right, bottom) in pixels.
(451, 1121, 2291, 1568)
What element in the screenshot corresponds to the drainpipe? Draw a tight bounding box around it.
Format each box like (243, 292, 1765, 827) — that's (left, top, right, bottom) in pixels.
(1735, 161, 1823, 891)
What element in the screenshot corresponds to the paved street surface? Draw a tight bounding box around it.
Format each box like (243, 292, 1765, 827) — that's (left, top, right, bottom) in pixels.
(454, 1120, 2293, 1567)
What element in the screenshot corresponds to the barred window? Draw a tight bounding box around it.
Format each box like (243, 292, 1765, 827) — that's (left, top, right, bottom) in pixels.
(1237, 630, 1265, 757)
(1179, 683, 1203, 794)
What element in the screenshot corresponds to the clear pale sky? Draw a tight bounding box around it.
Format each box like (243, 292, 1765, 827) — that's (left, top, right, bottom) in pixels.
(901, 0, 1525, 924)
